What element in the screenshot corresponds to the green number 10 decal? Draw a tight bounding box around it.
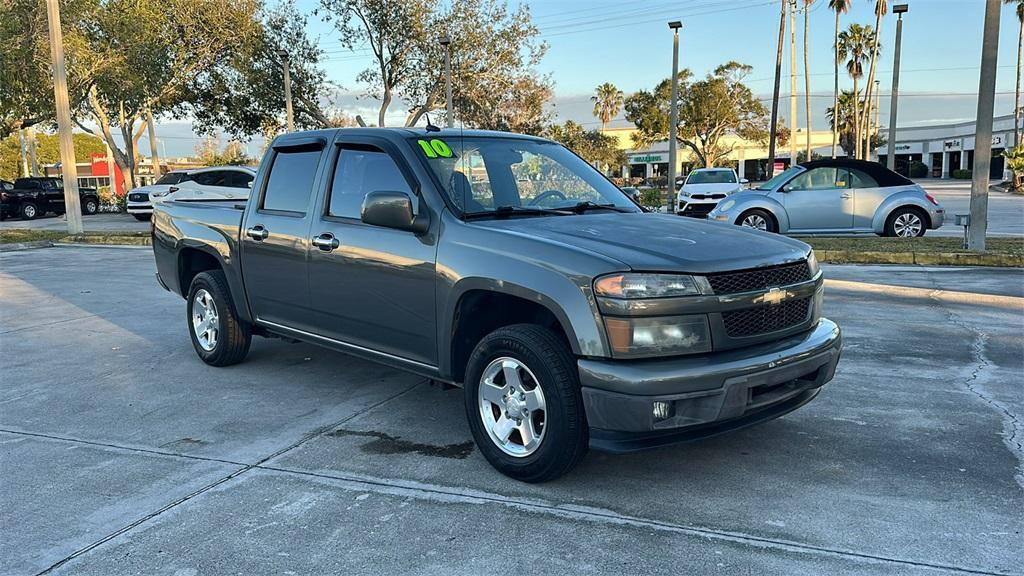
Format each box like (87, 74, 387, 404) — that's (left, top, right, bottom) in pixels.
(417, 139, 452, 158)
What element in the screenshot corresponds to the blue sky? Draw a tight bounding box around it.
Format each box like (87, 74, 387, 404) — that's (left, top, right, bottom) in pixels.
(152, 0, 1016, 156)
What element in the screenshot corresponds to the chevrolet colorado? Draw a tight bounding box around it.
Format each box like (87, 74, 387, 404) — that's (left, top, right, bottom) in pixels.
(152, 128, 842, 482)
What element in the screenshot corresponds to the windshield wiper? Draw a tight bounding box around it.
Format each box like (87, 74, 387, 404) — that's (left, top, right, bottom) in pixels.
(463, 205, 572, 220)
(568, 201, 632, 214)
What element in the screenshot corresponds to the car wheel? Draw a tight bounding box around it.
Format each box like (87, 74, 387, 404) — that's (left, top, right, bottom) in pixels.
(132, 214, 151, 221)
(187, 270, 251, 366)
(83, 198, 99, 215)
(464, 324, 588, 483)
(737, 209, 777, 233)
(885, 207, 927, 238)
(19, 202, 39, 220)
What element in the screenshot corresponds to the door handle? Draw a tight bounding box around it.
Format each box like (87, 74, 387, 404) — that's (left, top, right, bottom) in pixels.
(246, 225, 269, 241)
(841, 193, 852, 199)
(312, 232, 340, 252)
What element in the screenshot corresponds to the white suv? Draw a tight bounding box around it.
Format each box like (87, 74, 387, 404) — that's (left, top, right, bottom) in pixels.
(676, 168, 747, 218)
(126, 166, 256, 220)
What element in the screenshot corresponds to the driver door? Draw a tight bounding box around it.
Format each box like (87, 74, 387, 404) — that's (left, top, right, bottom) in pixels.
(781, 167, 854, 231)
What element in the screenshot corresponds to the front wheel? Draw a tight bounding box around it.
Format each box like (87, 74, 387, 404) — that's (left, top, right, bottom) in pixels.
(885, 207, 927, 237)
(19, 202, 39, 220)
(737, 209, 777, 233)
(186, 270, 251, 366)
(464, 324, 588, 483)
(82, 198, 99, 215)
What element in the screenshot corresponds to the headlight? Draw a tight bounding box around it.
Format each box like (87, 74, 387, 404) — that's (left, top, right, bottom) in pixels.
(594, 273, 704, 299)
(807, 250, 820, 276)
(604, 315, 712, 358)
(151, 191, 169, 198)
(719, 199, 736, 211)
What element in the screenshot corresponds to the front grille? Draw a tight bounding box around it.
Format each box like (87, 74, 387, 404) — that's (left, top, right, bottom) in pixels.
(722, 296, 812, 337)
(681, 203, 715, 218)
(707, 260, 811, 295)
(129, 193, 148, 202)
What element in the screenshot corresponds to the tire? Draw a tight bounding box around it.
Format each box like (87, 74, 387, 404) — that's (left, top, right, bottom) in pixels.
(82, 198, 99, 215)
(132, 214, 151, 221)
(884, 207, 927, 238)
(186, 270, 251, 366)
(464, 324, 588, 483)
(737, 208, 777, 233)
(19, 202, 39, 220)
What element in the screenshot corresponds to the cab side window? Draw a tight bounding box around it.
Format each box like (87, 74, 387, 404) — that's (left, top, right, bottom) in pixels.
(327, 147, 414, 219)
(786, 167, 848, 191)
(227, 171, 254, 189)
(847, 168, 879, 189)
(261, 150, 321, 214)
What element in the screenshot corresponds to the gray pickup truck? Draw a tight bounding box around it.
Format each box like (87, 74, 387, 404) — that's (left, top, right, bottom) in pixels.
(152, 128, 842, 482)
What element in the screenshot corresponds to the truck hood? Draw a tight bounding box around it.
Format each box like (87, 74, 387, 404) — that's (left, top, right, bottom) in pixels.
(680, 182, 740, 196)
(475, 212, 810, 273)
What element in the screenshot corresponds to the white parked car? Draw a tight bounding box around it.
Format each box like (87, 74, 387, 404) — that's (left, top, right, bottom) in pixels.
(676, 168, 747, 218)
(126, 166, 256, 221)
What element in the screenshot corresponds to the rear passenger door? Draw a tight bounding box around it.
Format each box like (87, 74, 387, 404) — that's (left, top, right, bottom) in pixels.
(306, 136, 438, 366)
(240, 139, 327, 332)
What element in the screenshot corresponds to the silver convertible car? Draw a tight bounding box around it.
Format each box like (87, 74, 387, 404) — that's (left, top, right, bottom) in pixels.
(706, 159, 945, 237)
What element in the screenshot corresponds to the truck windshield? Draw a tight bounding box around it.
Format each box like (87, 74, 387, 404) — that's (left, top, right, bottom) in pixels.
(686, 170, 735, 184)
(413, 136, 639, 216)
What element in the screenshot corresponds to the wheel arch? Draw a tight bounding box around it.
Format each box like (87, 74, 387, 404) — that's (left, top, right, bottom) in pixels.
(729, 195, 789, 232)
(872, 191, 935, 233)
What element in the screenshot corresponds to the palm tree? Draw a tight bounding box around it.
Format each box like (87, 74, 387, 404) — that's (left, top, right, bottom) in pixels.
(837, 23, 873, 158)
(1006, 0, 1024, 147)
(860, 0, 888, 160)
(803, 0, 816, 161)
(826, 89, 859, 156)
(828, 0, 852, 158)
(591, 83, 625, 132)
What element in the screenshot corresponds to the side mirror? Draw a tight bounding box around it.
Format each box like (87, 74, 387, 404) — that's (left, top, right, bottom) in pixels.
(361, 190, 429, 234)
(740, 178, 749, 184)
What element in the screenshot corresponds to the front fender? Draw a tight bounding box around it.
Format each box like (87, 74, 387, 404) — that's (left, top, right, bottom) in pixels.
(722, 194, 790, 232)
(872, 189, 937, 233)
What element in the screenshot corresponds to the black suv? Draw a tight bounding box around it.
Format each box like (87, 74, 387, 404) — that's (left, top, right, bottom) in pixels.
(0, 177, 101, 220)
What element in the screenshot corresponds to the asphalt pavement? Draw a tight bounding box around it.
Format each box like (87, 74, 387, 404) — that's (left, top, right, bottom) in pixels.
(0, 246, 1022, 575)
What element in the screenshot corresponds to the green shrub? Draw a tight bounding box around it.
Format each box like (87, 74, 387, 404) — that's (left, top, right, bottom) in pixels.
(951, 169, 973, 179)
(639, 188, 663, 209)
(909, 161, 928, 178)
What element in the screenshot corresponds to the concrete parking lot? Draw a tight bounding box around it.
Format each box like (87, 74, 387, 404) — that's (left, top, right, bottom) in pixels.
(1, 246, 1022, 575)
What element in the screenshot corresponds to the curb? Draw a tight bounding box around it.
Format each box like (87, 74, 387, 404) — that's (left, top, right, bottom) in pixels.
(0, 240, 54, 252)
(816, 249, 1023, 267)
(56, 235, 151, 246)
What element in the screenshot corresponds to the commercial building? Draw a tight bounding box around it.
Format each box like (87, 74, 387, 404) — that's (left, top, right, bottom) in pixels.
(43, 156, 206, 193)
(876, 113, 1016, 179)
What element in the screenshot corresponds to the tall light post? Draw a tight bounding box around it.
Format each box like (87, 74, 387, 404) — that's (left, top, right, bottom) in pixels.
(278, 50, 295, 132)
(886, 4, 908, 171)
(440, 36, 454, 128)
(44, 0, 83, 234)
(768, 0, 787, 177)
(667, 20, 682, 214)
(969, 0, 1001, 251)
(788, 0, 798, 165)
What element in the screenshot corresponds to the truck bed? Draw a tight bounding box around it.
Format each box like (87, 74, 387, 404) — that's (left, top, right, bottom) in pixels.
(152, 198, 247, 298)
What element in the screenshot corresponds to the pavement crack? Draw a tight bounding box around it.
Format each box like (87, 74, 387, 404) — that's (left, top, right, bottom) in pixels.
(31, 378, 427, 575)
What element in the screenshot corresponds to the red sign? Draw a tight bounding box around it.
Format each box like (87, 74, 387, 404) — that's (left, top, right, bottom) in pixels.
(90, 153, 124, 195)
(773, 162, 786, 174)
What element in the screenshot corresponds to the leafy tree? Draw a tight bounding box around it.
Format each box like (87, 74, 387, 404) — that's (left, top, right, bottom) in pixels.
(544, 120, 625, 170)
(624, 63, 769, 168)
(194, 136, 254, 166)
(319, 0, 549, 129)
(837, 23, 875, 159)
(0, 132, 107, 181)
(591, 83, 624, 131)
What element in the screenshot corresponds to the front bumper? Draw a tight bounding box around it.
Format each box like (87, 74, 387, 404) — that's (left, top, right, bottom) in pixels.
(127, 203, 153, 214)
(579, 318, 841, 452)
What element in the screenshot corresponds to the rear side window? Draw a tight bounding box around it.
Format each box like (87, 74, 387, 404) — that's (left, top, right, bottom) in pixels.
(262, 150, 321, 213)
(327, 148, 413, 219)
(847, 168, 879, 189)
(193, 171, 228, 187)
(226, 171, 254, 189)
(156, 172, 186, 185)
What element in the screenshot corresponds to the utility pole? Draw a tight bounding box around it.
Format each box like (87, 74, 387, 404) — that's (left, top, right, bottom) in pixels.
(886, 4, 908, 171)
(440, 36, 454, 128)
(26, 126, 38, 176)
(969, 0, 1001, 251)
(667, 21, 682, 213)
(789, 0, 798, 165)
(768, 0, 786, 177)
(44, 0, 83, 234)
(803, 0, 813, 162)
(146, 106, 161, 179)
(278, 50, 295, 132)
(18, 129, 29, 177)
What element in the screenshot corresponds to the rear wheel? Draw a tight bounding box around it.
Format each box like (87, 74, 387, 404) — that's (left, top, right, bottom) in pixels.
(19, 202, 39, 220)
(186, 270, 251, 366)
(885, 207, 927, 237)
(82, 198, 99, 215)
(737, 209, 777, 233)
(464, 324, 588, 483)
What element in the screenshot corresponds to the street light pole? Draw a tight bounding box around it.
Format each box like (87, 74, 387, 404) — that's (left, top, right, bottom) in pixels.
(44, 0, 83, 234)
(886, 4, 908, 171)
(278, 50, 295, 132)
(969, 0, 1001, 251)
(789, 0, 798, 165)
(440, 36, 454, 128)
(768, 0, 787, 177)
(667, 21, 682, 214)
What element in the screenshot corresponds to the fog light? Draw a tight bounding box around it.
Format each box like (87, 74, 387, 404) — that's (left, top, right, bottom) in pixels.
(652, 401, 673, 421)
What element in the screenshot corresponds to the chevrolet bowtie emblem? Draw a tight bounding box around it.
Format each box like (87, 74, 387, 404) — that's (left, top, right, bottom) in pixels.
(761, 287, 789, 305)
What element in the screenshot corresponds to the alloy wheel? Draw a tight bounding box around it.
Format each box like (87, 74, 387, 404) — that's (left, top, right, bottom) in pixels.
(478, 357, 547, 457)
(742, 213, 768, 230)
(191, 289, 219, 351)
(893, 213, 922, 237)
